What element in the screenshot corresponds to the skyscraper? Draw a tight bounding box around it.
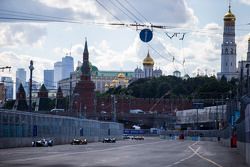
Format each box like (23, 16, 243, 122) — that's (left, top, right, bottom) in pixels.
(54, 61, 62, 88)
(62, 55, 74, 79)
(0, 77, 14, 100)
(16, 68, 26, 93)
(44, 69, 54, 89)
(217, 3, 238, 80)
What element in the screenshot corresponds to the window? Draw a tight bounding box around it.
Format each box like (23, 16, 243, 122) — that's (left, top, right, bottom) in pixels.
(231, 48, 234, 54)
(225, 48, 228, 54)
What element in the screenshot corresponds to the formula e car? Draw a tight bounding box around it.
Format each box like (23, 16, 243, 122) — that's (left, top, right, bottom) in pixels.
(32, 138, 53, 147)
(131, 136, 144, 140)
(102, 137, 116, 143)
(71, 138, 88, 145)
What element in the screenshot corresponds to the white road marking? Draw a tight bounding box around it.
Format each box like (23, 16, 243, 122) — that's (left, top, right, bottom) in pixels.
(189, 146, 223, 167)
(166, 141, 200, 167)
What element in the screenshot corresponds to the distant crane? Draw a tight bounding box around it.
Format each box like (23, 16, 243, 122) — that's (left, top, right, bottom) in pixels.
(0, 66, 11, 72)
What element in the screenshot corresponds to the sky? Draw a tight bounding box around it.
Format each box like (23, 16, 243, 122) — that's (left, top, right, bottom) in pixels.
(0, 0, 250, 84)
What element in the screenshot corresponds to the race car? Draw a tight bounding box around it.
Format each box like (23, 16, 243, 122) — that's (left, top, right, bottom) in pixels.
(102, 137, 116, 143)
(71, 138, 88, 145)
(131, 136, 144, 140)
(32, 138, 53, 147)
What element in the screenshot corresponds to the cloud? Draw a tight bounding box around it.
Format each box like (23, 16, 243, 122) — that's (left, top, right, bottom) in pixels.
(237, 33, 250, 61)
(50, 23, 223, 77)
(0, 51, 53, 83)
(240, 0, 250, 5)
(0, 23, 46, 47)
(1, 0, 197, 26)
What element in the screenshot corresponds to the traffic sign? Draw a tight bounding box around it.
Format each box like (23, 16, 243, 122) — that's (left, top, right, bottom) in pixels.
(192, 102, 204, 109)
(140, 29, 153, 42)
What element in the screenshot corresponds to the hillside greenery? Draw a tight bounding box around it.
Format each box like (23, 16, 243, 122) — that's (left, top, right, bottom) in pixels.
(103, 76, 238, 100)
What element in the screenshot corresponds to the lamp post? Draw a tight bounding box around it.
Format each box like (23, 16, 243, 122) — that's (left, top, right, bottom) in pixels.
(29, 60, 34, 112)
(111, 95, 117, 122)
(84, 105, 87, 118)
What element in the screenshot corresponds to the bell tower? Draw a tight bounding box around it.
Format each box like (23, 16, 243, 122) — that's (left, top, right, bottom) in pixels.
(218, 1, 238, 80)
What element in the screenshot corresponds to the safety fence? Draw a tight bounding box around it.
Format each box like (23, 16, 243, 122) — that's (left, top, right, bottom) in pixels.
(0, 109, 123, 148)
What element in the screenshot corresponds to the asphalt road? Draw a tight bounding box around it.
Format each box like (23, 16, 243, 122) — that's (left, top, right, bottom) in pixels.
(0, 137, 248, 167)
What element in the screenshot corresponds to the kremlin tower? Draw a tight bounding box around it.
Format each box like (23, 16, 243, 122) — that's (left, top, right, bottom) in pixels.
(73, 39, 95, 118)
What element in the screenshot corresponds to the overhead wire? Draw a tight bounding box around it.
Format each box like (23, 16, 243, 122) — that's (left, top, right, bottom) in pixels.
(123, 0, 150, 23)
(107, 0, 137, 23)
(95, 0, 122, 23)
(115, 0, 144, 23)
(2, 2, 248, 77)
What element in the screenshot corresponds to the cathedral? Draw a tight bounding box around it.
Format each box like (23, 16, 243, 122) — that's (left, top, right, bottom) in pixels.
(134, 51, 162, 79)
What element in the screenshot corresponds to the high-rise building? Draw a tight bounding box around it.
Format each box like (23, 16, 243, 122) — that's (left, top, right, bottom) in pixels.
(0, 77, 13, 100)
(16, 68, 26, 93)
(62, 55, 74, 79)
(44, 69, 54, 89)
(54, 61, 62, 88)
(217, 3, 238, 80)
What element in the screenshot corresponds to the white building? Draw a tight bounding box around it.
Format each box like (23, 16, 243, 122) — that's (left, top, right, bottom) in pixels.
(54, 61, 62, 88)
(217, 4, 238, 80)
(16, 68, 26, 93)
(134, 51, 162, 79)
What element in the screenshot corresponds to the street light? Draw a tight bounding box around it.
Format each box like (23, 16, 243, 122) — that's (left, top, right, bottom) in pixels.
(29, 60, 34, 112)
(111, 95, 117, 122)
(84, 105, 87, 118)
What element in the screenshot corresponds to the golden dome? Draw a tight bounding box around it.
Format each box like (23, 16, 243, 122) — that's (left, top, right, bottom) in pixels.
(224, 9, 236, 21)
(117, 73, 125, 79)
(143, 51, 154, 66)
(112, 79, 119, 83)
(109, 83, 115, 88)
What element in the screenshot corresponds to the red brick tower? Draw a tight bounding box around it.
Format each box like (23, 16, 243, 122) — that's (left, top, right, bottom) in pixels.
(73, 39, 95, 117)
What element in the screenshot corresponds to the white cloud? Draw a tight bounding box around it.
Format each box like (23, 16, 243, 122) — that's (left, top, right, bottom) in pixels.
(1, 0, 198, 26)
(237, 33, 250, 61)
(0, 23, 47, 47)
(0, 51, 53, 83)
(240, 0, 250, 5)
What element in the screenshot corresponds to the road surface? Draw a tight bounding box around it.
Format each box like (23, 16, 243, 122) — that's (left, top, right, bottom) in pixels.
(0, 137, 248, 167)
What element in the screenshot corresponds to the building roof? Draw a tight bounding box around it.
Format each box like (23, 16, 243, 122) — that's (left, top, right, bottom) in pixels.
(224, 6, 236, 21)
(143, 51, 154, 66)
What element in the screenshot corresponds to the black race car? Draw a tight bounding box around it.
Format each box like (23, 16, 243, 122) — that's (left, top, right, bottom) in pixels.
(71, 138, 88, 145)
(102, 138, 116, 143)
(131, 136, 144, 140)
(32, 138, 53, 147)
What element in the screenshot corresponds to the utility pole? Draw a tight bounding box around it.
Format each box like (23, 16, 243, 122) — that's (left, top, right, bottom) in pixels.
(240, 61, 243, 96)
(112, 95, 117, 122)
(29, 60, 34, 112)
(246, 64, 250, 96)
(196, 107, 199, 130)
(69, 74, 72, 112)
